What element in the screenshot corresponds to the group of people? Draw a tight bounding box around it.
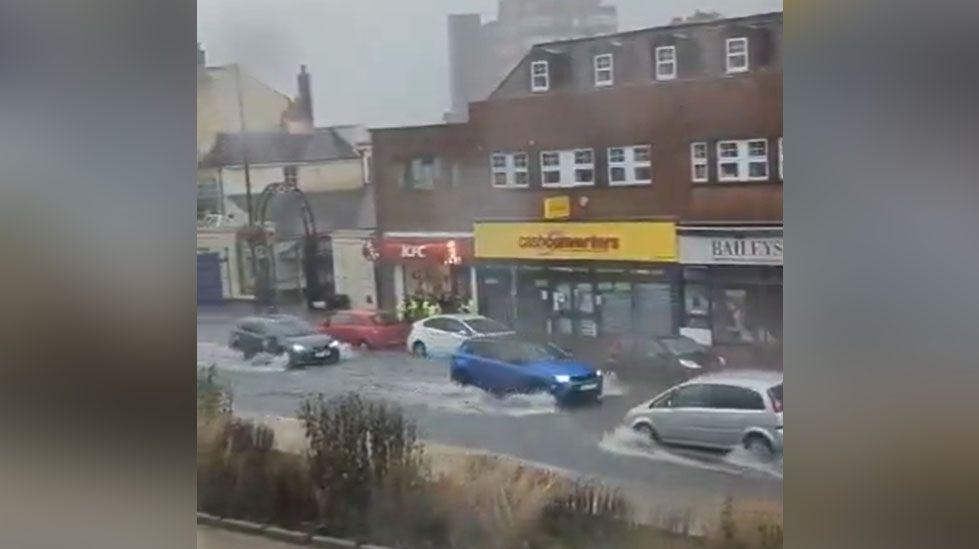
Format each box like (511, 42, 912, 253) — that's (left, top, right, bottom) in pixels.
(397, 292, 473, 322)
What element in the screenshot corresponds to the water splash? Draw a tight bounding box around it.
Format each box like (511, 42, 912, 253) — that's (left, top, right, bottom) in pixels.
(598, 425, 783, 479)
(196, 342, 290, 373)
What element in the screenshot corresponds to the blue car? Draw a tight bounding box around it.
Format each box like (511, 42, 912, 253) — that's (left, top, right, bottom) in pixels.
(450, 337, 603, 403)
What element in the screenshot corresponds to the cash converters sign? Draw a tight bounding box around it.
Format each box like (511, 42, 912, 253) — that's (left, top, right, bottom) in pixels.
(474, 222, 677, 262)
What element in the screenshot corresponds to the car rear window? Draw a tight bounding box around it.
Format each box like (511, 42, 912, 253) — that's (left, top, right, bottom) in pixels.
(769, 384, 783, 408)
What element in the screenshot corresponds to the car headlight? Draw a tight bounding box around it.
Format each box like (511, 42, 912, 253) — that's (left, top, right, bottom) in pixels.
(553, 375, 572, 383)
(718, 356, 727, 366)
(678, 358, 702, 370)
(291, 344, 306, 352)
(328, 340, 340, 349)
(595, 369, 603, 376)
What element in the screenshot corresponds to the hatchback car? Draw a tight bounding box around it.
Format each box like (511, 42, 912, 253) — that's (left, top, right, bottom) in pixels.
(318, 309, 410, 350)
(609, 335, 726, 381)
(623, 370, 783, 458)
(407, 314, 514, 358)
(230, 315, 341, 367)
(451, 337, 603, 403)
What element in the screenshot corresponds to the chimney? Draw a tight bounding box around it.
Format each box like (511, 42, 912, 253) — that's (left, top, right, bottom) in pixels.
(197, 43, 206, 67)
(297, 65, 313, 125)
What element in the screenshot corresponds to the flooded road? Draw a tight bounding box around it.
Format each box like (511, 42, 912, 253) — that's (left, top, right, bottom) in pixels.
(198, 307, 782, 523)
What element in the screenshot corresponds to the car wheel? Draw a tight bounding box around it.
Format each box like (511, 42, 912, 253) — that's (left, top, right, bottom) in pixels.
(412, 341, 427, 358)
(451, 370, 471, 386)
(743, 435, 774, 461)
(356, 340, 371, 351)
(633, 423, 660, 443)
(242, 347, 256, 360)
(325, 350, 341, 365)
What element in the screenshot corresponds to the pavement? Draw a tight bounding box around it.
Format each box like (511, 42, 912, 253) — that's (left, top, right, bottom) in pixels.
(198, 304, 782, 526)
(197, 525, 307, 549)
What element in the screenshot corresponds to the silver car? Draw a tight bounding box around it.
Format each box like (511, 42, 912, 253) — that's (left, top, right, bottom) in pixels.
(624, 370, 783, 458)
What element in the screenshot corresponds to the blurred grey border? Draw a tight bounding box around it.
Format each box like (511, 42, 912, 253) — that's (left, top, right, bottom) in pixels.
(1, 0, 978, 547)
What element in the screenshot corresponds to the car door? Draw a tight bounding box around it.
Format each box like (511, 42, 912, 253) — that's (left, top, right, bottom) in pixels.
(661, 383, 715, 446)
(708, 384, 768, 447)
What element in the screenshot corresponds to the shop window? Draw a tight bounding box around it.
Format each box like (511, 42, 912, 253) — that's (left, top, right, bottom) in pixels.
(684, 283, 710, 329)
(712, 286, 782, 345)
(599, 281, 633, 334)
(655, 46, 676, 80)
(608, 145, 652, 186)
(490, 152, 529, 188)
(716, 139, 769, 182)
(540, 149, 595, 188)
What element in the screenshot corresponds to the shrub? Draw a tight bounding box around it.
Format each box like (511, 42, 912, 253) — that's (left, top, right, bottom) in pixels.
(298, 393, 426, 539)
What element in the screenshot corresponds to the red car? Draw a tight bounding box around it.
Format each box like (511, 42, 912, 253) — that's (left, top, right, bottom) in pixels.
(317, 310, 411, 350)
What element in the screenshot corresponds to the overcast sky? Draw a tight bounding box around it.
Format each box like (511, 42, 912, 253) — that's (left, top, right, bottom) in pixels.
(198, 0, 782, 128)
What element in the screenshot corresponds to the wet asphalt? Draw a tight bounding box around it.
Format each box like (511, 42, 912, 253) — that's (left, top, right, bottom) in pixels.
(198, 306, 782, 520)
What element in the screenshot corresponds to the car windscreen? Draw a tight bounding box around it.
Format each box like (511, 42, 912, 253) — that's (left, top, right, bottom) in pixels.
(489, 340, 559, 364)
(269, 320, 316, 337)
(372, 311, 400, 325)
(660, 337, 705, 356)
(466, 318, 511, 334)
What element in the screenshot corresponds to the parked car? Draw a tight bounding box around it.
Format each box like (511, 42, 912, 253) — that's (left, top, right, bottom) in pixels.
(407, 314, 515, 358)
(230, 315, 341, 367)
(623, 370, 783, 459)
(451, 336, 603, 403)
(609, 335, 726, 381)
(318, 309, 410, 350)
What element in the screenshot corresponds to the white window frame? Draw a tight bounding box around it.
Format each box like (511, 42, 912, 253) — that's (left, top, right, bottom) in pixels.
(490, 152, 530, 188)
(594, 54, 614, 86)
(725, 37, 749, 74)
(655, 46, 677, 80)
(540, 149, 595, 188)
(690, 142, 709, 183)
(531, 60, 550, 92)
(607, 145, 652, 186)
(716, 138, 769, 182)
(778, 137, 783, 180)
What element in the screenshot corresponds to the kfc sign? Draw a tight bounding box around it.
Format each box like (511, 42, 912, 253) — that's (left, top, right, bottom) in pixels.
(365, 237, 472, 265)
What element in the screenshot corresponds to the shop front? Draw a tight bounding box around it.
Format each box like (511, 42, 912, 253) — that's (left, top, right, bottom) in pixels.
(367, 233, 475, 315)
(678, 226, 783, 367)
(473, 221, 679, 358)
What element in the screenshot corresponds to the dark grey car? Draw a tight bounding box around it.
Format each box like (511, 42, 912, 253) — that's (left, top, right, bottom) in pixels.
(229, 315, 341, 368)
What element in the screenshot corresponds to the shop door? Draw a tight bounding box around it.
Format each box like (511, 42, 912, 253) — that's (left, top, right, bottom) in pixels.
(197, 253, 224, 305)
(634, 282, 674, 337)
(477, 268, 513, 326)
(515, 274, 549, 336)
(548, 278, 598, 342)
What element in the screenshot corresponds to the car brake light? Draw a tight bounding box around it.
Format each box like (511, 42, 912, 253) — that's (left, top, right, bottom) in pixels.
(772, 399, 782, 413)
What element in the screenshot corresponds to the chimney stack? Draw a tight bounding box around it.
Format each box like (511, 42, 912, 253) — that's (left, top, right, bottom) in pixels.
(297, 65, 313, 125)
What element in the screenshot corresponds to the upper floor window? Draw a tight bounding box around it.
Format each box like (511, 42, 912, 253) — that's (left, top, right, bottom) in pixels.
(531, 60, 550, 92)
(283, 165, 298, 186)
(540, 149, 594, 188)
(726, 37, 749, 73)
(594, 54, 613, 86)
(717, 139, 769, 182)
(490, 152, 529, 188)
(402, 155, 440, 190)
(655, 46, 676, 80)
(690, 142, 709, 182)
(608, 145, 652, 186)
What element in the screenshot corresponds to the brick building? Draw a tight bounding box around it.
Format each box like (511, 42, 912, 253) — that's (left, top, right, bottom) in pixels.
(372, 12, 783, 363)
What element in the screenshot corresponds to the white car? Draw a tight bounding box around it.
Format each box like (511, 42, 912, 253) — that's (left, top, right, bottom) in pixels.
(407, 314, 515, 358)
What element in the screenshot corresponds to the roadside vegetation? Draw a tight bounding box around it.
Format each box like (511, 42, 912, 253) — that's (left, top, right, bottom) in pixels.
(197, 368, 781, 548)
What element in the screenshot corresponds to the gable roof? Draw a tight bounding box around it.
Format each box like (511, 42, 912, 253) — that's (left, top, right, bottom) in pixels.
(227, 187, 375, 237)
(201, 127, 359, 167)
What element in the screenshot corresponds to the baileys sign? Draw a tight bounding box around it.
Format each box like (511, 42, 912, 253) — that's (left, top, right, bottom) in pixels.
(679, 232, 783, 265)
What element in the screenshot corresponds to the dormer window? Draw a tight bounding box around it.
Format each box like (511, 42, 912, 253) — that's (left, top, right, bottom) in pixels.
(531, 60, 550, 92)
(726, 37, 749, 73)
(594, 54, 613, 86)
(655, 46, 677, 80)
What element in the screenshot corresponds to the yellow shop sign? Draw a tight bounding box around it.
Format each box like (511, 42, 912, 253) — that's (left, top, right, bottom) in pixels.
(543, 195, 571, 220)
(474, 221, 677, 262)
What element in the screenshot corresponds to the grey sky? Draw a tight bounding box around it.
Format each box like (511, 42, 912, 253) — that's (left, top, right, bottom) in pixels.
(198, 0, 782, 128)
